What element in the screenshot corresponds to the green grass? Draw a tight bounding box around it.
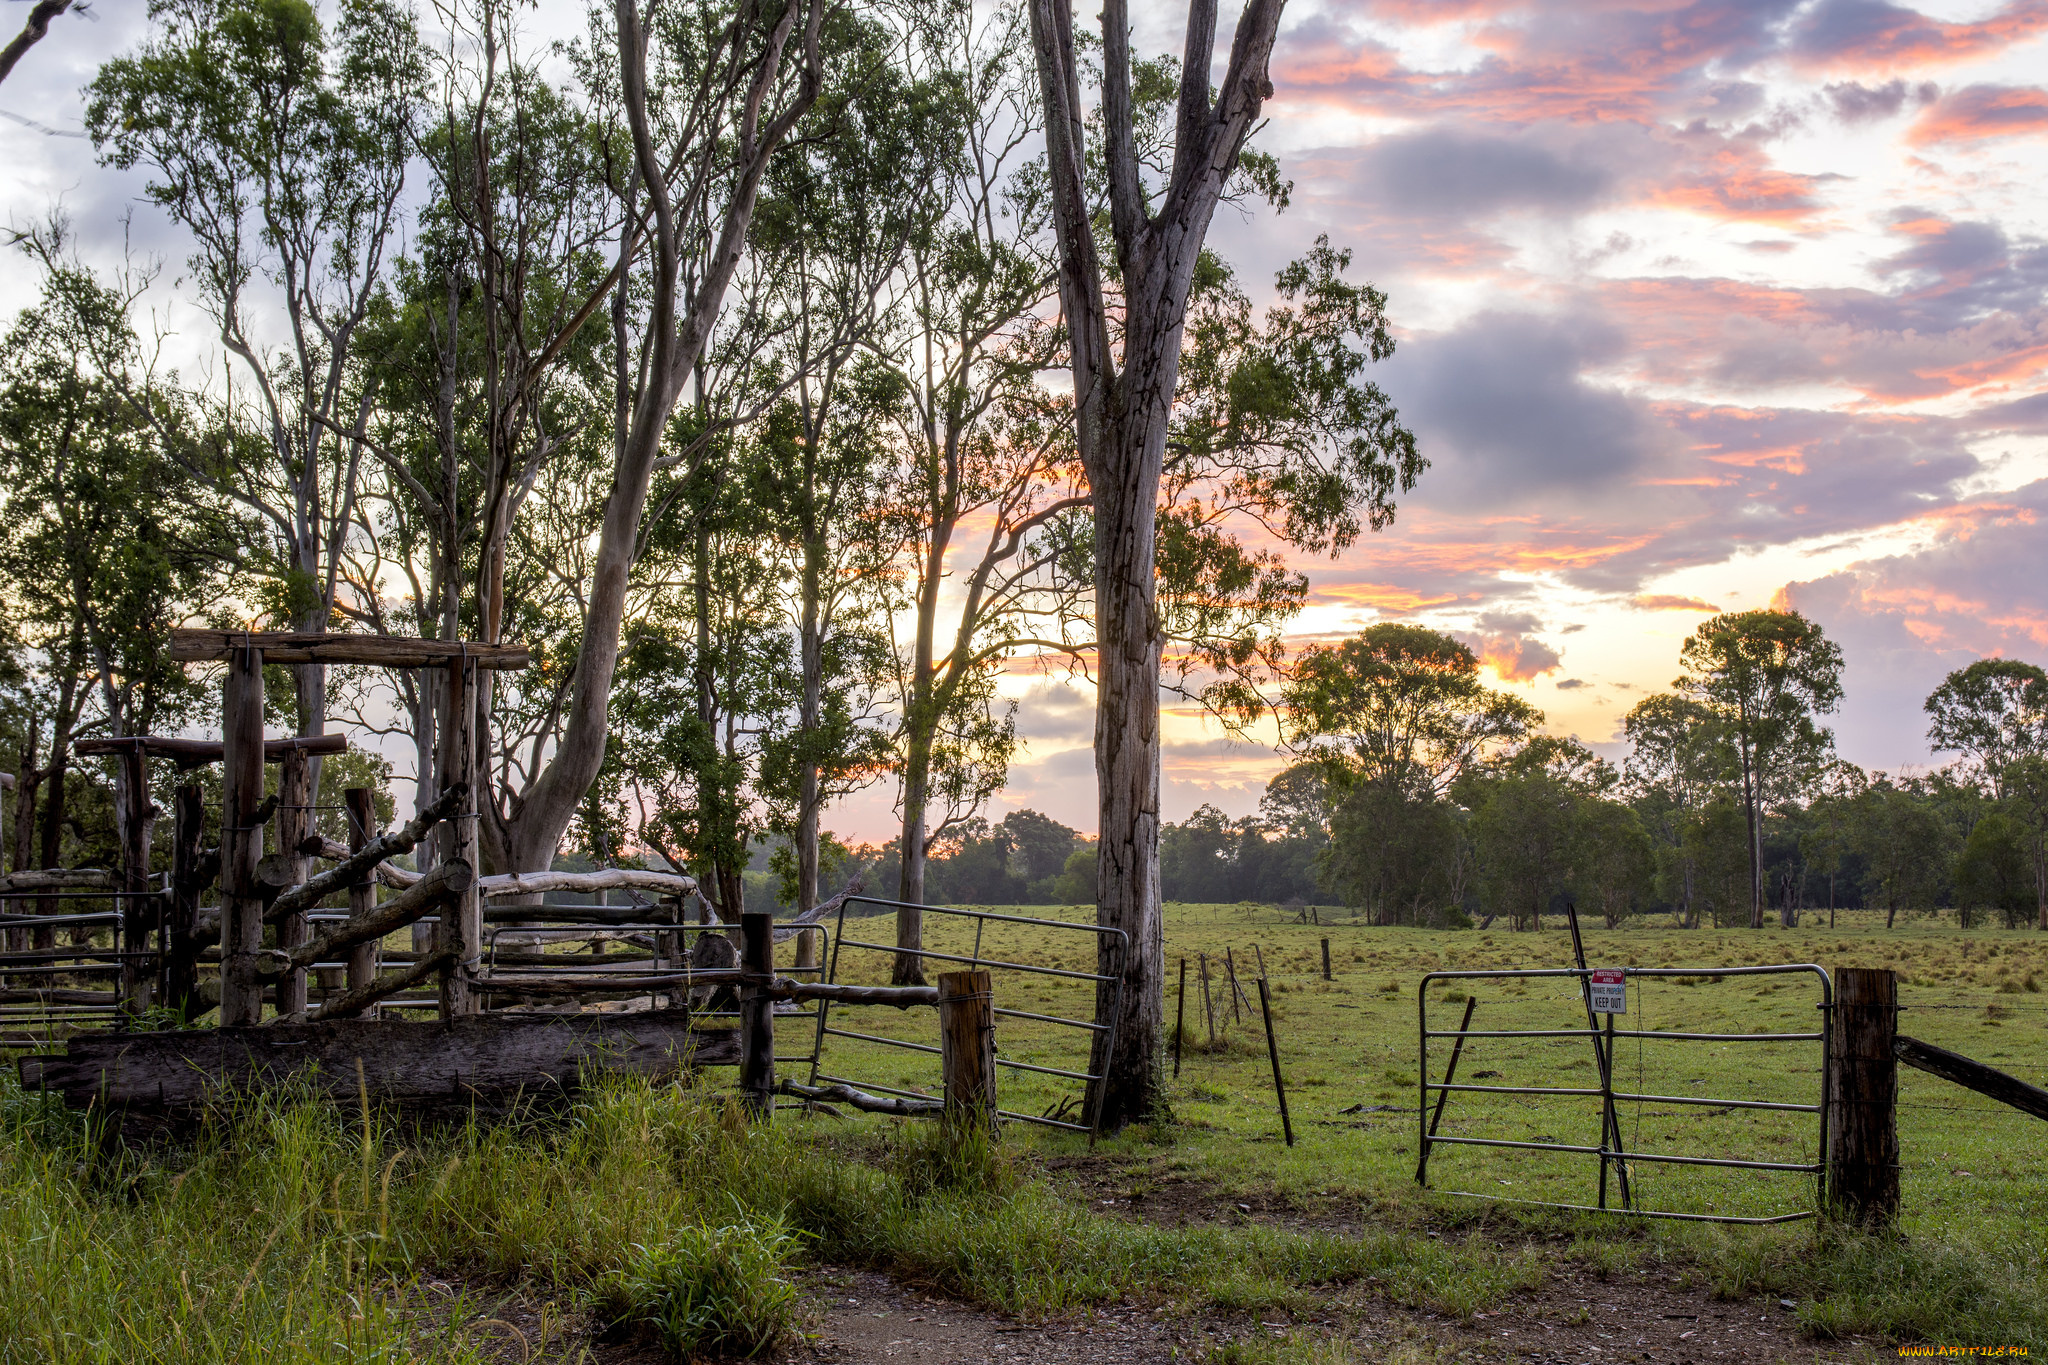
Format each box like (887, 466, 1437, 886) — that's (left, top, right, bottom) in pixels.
(4, 900, 2044, 1358)
(804, 900, 2048, 1346)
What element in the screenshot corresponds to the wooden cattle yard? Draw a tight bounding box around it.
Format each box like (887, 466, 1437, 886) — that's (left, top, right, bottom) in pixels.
(6, 630, 993, 1130)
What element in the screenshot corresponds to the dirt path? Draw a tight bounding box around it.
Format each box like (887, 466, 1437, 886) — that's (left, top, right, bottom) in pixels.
(789, 1264, 1880, 1363)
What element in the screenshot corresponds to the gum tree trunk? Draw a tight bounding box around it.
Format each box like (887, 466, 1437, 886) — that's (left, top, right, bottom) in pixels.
(1027, 0, 1283, 1129)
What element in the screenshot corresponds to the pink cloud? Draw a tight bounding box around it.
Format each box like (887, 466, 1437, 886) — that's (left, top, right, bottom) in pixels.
(1908, 85, 2048, 146)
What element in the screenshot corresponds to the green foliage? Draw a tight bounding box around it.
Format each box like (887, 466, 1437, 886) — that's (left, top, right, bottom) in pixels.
(1574, 798, 1654, 927)
(1051, 845, 1098, 904)
(1926, 659, 2048, 794)
(1852, 781, 1953, 928)
(1283, 623, 1540, 797)
(1954, 810, 2034, 929)
(1324, 784, 1462, 926)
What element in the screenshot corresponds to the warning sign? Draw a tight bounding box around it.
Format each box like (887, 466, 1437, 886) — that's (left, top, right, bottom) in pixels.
(1588, 968, 1626, 1014)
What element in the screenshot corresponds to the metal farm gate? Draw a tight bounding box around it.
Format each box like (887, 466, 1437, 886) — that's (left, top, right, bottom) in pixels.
(1415, 963, 1835, 1224)
(809, 897, 1126, 1136)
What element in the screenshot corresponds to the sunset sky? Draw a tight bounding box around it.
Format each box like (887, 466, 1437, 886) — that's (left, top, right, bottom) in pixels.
(3, 0, 2044, 843)
(972, 0, 2048, 841)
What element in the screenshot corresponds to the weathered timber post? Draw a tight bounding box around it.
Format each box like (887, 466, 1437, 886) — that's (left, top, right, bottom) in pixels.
(1224, 948, 1244, 1024)
(739, 910, 775, 1117)
(117, 742, 156, 1015)
(343, 787, 379, 1019)
(1255, 975, 1294, 1147)
(1321, 938, 1332, 982)
(1172, 957, 1187, 1078)
(436, 657, 480, 1017)
(274, 746, 313, 1019)
(938, 969, 997, 1132)
(1828, 966, 1900, 1228)
(1198, 952, 1217, 1043)
(219, 645, 267, 1026)
(164, 784, 206, 1019)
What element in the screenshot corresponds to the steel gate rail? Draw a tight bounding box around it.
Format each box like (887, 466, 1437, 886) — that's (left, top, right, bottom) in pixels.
(1416, 963, 1833, 1224)
(810, 896, 1126, 1136)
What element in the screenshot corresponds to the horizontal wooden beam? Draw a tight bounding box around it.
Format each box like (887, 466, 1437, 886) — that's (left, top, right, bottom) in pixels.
(76, 734, 349, 766)
(480, 868, 697, 901)
(1895, 1033, 2048, 1123)
(778, 1078, 942, 1117)
(17, 1009, 739, 1117)
(0, 868, 115, 895)
(168, 629, 530, 669)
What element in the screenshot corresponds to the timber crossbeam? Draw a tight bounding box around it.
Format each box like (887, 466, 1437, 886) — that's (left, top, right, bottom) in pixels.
(169, 629, 530, 669)
(17, 1009, 740, 1123)
(1895, 1033, 2048, 1123)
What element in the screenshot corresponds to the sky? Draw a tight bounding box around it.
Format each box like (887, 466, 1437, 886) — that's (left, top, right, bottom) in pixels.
(966, 0, 2048, 842)
(2, 0, 2045, 844)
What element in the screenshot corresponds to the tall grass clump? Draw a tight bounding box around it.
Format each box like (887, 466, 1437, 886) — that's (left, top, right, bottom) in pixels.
(591, 1213, 803, 1359)
(0, 1078, 488, 1365)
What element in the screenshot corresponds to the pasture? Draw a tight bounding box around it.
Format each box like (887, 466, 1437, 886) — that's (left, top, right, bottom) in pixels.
(2, 902, 2044, 1362)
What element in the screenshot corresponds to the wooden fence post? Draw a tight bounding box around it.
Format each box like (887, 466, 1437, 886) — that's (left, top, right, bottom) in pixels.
(343, 787, 379, 1019)
(1828, 966, 1900, 1228)
(117, 743, 156, 1015)
(437, 658, 480, 1017)
(274, 746, 313, 1019)
(1321, 938, 1332, 981)
(219, 644, 266, 1027)
(1198, 952, 1217, 1044)
(164, 784, 205, 1019)
(739, 910, 775, 1117)
(1172, 957, 1187, 1078)
(939, 968, 996, 1132)
(1255, 976, 1294, 1147)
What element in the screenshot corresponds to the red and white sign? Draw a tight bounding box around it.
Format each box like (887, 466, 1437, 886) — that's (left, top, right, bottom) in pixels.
(1588, 968, 1626, 1014)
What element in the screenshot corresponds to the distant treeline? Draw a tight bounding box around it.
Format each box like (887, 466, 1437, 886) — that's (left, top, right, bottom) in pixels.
(763, 612, 2048, 930)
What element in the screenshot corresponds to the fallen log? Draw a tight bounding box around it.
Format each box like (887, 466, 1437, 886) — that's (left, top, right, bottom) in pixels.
(1895, 1034, 2048, 1123)
(778, 1079, 942, 1117)
(266, 784, 467, 922)
(17, 1008, 739, 1120)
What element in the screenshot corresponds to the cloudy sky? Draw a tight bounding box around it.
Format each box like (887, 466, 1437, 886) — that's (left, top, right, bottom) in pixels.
(3, 0, 2044, 843)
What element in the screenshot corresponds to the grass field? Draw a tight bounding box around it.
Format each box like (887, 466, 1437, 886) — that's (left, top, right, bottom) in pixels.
(2, 901, 2044, 1360)
(810, 902, 2048, 1233)
(807, 900, 2048, 1343)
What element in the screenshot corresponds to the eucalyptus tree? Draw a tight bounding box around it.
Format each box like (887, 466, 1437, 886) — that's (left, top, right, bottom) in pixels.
(0, 0, 76, 86)
(87, 0, 426, 746)
(0, 236, 224, 890)
(1284, 624, 1538, 797)
(1621, 692, 1723, 926)
(447, 0, 831, 880)
(747, 14, 956, 915)
(1925, 658, 2048, 798)
(613, 440, 795, 919)
(1023, 0, 1422, 1116)
(1675, 609, 1842, 929)
(870, 2, 1063, 978)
